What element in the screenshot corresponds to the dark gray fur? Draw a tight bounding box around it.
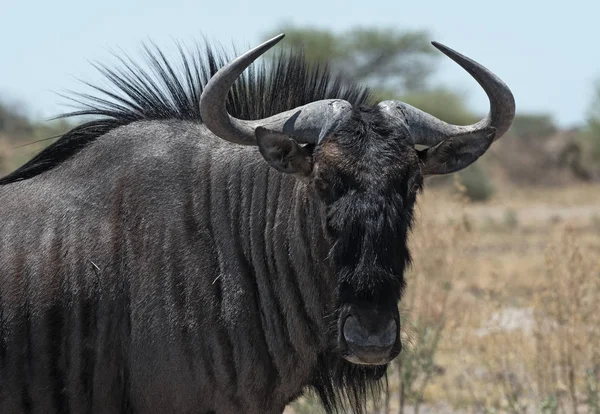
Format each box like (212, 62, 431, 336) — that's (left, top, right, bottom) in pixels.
(1, 120, 334, 413)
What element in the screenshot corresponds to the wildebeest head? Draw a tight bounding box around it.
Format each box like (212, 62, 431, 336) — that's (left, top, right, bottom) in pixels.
(199, 34, 515, 366)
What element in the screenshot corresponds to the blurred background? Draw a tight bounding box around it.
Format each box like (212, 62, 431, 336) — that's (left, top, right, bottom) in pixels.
(2, 1, 599, 412)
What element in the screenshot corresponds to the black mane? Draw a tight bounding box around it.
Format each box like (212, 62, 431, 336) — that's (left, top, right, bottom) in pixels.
(0, 40, 372, 185)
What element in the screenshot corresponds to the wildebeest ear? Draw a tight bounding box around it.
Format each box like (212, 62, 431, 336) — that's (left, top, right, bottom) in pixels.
(255, 127, 313, 176)
(417, 127, 496, 175)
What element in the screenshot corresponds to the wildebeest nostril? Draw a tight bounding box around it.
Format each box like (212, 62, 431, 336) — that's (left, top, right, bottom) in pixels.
(378, 319, 397, 347)
(343, 315, 365, 344)
(343, 315, 397, 348)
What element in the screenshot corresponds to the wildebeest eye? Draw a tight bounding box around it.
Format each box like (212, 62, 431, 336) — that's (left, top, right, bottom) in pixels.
(314, 177, 340, 204)
(407, 177, 421, 199)
(315, 179, 328, 192)
(314, 178, 331, 198)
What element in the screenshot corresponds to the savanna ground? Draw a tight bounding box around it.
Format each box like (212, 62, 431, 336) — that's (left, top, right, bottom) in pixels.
(287, 181, 600, 414)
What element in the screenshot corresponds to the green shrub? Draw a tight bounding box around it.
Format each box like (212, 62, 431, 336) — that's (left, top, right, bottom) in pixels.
(581, 126, 600, 165)
(582, 78, 600, 167)
(455, 163, 495, 202)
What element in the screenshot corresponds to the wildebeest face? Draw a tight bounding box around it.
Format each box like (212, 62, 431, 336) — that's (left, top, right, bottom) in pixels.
(256, 107, 422, 365)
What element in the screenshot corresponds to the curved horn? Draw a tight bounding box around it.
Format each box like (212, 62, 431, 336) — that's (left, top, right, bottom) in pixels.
(199, 34, 353, 145)
(379, 41, 515, 147)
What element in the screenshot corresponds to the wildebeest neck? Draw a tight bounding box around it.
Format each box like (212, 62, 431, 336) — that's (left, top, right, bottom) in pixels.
(186, 135, 340, 404)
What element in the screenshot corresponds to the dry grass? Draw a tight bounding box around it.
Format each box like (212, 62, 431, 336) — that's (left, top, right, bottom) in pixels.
(290, 181, 600, 414)
(387, 181, 600, 414)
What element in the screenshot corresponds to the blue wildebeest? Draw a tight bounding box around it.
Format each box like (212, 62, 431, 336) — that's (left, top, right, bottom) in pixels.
(0, 34, 515, 413)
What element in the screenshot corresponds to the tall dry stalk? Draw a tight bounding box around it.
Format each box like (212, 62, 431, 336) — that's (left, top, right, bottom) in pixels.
(533, 227, 600, 413)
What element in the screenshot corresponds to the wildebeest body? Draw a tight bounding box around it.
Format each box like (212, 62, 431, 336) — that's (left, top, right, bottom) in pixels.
(0, 33, 515, 413)
(0, 120, 337, 412)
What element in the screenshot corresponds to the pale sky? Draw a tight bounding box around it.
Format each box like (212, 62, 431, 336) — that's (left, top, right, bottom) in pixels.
(1, 0, 598, 128)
